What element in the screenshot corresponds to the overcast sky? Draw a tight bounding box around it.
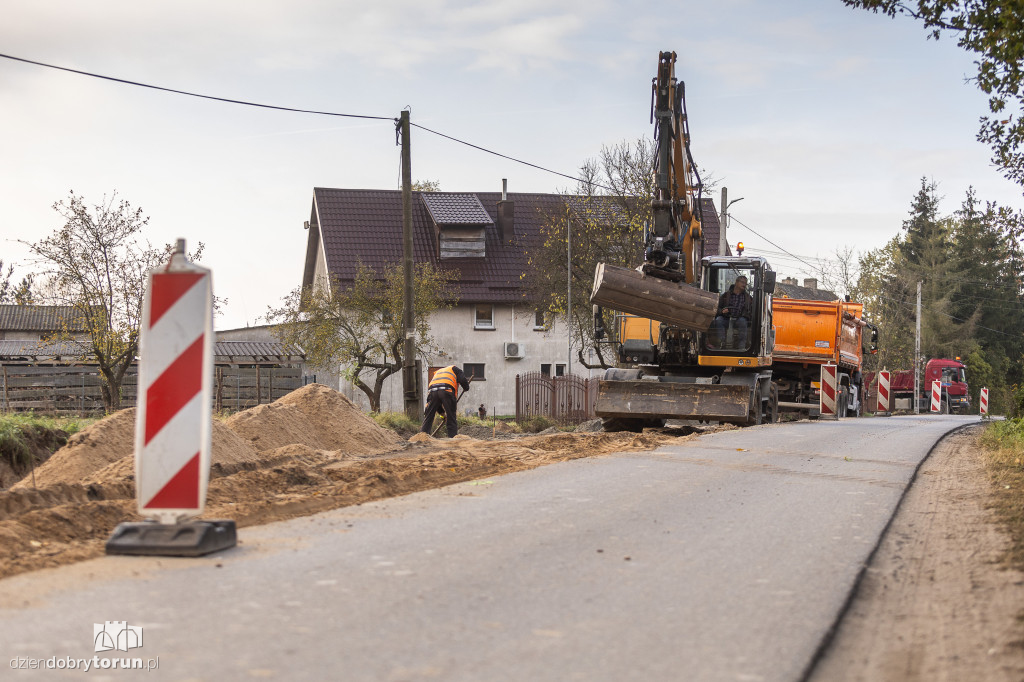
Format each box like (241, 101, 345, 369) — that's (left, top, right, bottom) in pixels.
(2, 0, 1021, 329)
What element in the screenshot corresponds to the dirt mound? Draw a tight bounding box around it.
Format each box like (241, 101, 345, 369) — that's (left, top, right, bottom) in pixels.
(12, 410, 135, 491)
(13, 410, 263, 491)
(225, 383, 402, 455)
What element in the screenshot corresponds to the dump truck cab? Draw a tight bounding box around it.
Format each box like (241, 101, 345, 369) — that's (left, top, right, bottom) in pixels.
(698, 256, 776, 367)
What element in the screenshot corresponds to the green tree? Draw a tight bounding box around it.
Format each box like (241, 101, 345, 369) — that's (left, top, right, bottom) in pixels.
(412, 180, 441, 192)
(267, 263, 458, 411)
(525, 139, 659, 369)
(24, 191, 179, 412)
(843, 1, 1024, 186)
(0, 260, 34, 305)
(855, 180, 1024, 407)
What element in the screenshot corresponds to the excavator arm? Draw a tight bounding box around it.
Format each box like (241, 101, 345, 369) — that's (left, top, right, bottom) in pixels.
(648, 51, 703, 284)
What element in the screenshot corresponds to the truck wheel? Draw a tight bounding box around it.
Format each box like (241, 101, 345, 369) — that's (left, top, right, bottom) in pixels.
(940, 398, 949, 415)
(838, 387, 849, 419)
(765, 383, 779, 424)
(848, 389, 862, 417)
(745, 380, 764, 426)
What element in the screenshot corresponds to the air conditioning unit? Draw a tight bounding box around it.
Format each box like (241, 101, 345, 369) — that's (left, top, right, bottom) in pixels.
(504, 341, 525, 359)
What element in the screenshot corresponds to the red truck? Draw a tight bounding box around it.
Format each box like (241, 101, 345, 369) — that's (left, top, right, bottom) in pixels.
(866, 358, 970, 414)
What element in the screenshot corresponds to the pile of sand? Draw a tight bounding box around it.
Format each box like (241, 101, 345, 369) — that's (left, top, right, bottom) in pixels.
(12, 410, 137, 490)
(13, 384, 402, 492)
(225, 383, 402, 455)
(14, 407, 269, 491)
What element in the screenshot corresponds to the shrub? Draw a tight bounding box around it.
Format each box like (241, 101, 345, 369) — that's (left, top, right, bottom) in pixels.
(372, 411, 420, 433)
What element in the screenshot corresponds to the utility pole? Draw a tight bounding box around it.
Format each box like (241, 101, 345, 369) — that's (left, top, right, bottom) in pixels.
(719, 187, 728, 256)
(399, 110, 419, 419)
(914, 280, 922, 414)
(566, 206, 573, 375)
(720, 188, 744, 255)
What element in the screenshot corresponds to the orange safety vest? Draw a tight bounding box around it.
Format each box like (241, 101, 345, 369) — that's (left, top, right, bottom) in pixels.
(429, 365, 459, 392)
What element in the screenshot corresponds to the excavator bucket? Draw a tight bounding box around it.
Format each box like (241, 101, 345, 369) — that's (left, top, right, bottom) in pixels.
(595, 380, 753, 422)
(591, 263, 718, 332)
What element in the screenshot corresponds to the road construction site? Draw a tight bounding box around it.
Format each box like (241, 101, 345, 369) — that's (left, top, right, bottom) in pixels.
(0, 383, 726, 579)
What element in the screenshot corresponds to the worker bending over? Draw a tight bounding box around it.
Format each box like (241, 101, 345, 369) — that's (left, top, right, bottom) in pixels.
(420, 364, 471, 437)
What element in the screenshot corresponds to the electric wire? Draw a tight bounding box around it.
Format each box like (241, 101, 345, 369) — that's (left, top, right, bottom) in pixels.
(5, 52, 1024, 338)
(0, 52, 394, 121)
(0, 52, 615, 193)
(409, 122, 616, 193)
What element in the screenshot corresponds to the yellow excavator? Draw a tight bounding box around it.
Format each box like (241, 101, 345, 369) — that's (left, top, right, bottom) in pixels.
(591, 51, 779, 430)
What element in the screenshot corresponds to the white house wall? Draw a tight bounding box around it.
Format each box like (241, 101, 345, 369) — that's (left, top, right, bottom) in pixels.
(338, 303, 595, 416)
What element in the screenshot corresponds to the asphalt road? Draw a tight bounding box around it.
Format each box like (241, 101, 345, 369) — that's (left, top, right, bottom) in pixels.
(0, 414, 976, 682)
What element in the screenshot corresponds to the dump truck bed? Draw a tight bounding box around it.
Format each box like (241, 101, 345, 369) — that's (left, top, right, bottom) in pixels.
(772, 298, 864, 370)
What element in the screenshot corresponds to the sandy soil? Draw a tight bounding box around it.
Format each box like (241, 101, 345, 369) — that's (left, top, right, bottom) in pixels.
(809, 426, 1024, 681)
(0, 384, 709, 579)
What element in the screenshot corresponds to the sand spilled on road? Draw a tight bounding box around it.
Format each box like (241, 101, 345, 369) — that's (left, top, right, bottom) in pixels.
(0, 384, 707, 579)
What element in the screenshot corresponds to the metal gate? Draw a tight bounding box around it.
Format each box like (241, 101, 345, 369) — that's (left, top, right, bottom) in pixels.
(515, 372, 596, 424)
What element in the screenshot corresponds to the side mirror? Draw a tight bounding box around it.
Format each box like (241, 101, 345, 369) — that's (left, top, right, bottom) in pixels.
(762, 270, 777, 295)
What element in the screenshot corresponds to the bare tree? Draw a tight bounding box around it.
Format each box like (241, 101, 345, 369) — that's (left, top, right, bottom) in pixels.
(24, 191, 203, 412)
(267, 263, 457, 411)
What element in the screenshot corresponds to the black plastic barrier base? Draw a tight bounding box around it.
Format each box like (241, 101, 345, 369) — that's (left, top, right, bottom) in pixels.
(105, 520, 237, 557)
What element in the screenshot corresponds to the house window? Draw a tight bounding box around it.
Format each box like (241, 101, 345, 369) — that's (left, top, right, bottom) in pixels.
(463, 363, 486, 381)
(555, 364, 566, 377)
(474, 304, 494, 330)
(540, 363, 551, 376)
(533, 308, 548, 331)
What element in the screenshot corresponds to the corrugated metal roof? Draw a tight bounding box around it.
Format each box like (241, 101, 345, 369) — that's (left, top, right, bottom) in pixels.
(421, 193, 494, 226)
(0, 339, 90, 358)
(0, 339, 305, 362)
(214, 341, 305, 359)
(307, 189, 725, 305)
(0, 305, 91, 332)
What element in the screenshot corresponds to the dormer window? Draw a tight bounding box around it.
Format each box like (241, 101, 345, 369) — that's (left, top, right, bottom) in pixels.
(421, 193, 492, 260)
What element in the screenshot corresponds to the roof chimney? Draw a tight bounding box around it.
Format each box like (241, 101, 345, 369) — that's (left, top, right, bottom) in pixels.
(497, 179, 514, 244)
(803, 278, 818, 290)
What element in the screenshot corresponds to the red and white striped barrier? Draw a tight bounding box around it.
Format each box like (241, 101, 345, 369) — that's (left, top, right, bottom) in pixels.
(877, 370, 890, 414)
(930, 380, 942, 413)
(980, 387, 989, 417)
(820, 363, 838, 419)
(135, 242, 213, 524)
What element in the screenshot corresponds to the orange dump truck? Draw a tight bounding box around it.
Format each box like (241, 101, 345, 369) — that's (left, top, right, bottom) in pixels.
(771, 298, 877, 417)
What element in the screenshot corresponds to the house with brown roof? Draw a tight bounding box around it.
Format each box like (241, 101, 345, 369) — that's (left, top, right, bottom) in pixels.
(301, 186, 725, 415)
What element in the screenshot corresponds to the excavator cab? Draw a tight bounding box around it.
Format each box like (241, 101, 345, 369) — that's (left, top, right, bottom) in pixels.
(698, 256, 775, 367)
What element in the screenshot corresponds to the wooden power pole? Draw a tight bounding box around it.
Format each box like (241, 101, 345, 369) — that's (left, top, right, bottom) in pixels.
(399, 110, 419, 419)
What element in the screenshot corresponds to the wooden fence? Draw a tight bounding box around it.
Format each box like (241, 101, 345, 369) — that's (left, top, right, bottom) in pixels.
(515, 372, 598, 425)
(0, 364, 303, 415)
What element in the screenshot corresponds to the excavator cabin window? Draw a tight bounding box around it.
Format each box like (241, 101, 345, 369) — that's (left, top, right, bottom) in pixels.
(705, 265, 758, 353)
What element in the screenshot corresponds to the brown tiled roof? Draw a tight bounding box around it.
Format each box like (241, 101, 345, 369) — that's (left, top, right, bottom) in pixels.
(0, 305, 91, 332)
(307, 189, 724, 304)
(421, 193, 493, 225)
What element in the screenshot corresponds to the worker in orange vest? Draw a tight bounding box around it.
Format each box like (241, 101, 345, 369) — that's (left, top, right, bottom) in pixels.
(420, 365, 472, 437)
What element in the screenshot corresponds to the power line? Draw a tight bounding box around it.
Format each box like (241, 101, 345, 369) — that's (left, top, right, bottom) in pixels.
(0, 52, 614, 192)
(728, 216, 826, 277)
(0, 52, 394, 121)
(410, 122, 616, 192)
